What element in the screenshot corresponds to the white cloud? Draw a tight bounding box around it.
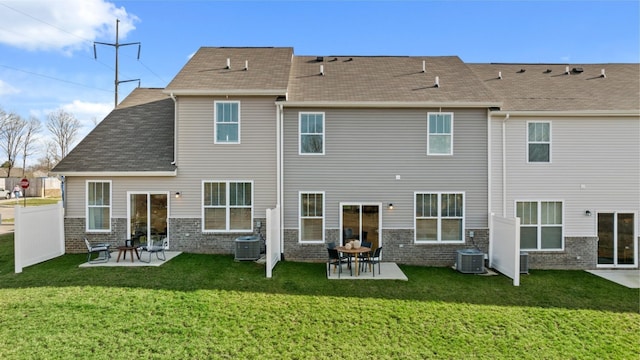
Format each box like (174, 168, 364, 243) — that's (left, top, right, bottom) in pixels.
(0, 79, 20, 96)
(0, 0, 139, 53)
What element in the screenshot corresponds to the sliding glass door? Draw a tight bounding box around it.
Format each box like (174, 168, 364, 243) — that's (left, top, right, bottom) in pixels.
(340, 203, 381, 251)
(129, 192, 168, 246)
(597, 212, 636, 267)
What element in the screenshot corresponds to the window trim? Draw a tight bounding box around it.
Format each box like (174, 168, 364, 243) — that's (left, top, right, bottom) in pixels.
(526, 121, 552, 163)
(299, 112, 325, 155)
(202, 180, 254, 233)
(515, 200, 564, 251)
(214, 100, 241, 144)
(86, 180, 112, 233)
(427, 112, 454, 156)
(298, 191, 325, 244)
(414, 191, 465, 243)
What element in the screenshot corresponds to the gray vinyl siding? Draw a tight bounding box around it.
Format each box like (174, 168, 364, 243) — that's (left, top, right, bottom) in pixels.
(283, 107, 488, 230)
(491, 115, 640, 237)
(173, 96, 278, 218)
(64, 96, 278, 222)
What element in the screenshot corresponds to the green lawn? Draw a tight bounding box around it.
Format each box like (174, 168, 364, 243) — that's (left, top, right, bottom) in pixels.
(0, 234, 638, 359)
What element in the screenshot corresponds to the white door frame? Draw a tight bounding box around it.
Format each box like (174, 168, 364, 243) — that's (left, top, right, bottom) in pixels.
(126, 191, 170, 248)
(339, 202, 382, 253)
(596, 211, 637, 268)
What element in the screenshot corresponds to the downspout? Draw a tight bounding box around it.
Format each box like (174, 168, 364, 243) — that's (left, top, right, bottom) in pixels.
(277, 103, 284, 260)
(502, 113, 510, 217)
(169, 92, 178, 166)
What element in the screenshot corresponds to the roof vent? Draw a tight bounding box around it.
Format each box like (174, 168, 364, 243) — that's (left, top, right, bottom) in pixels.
(517, 69, 526, 73)
(226, 58, 231, 69)
(244, 60, 248, 71)
(345, 57, 353, 62)
(422, 60, 426, 73)
(434, 76, 440, 88)
(565, 66, 570, 75)
(544, 69, 552, 73)
(316, 56, 324, 62)
(572, 67, 584, 74)
(330, 57, 338, 62)
(320, 65, 324, 76)
(498, 71, 502, 79)
(600, 68, 606, 78)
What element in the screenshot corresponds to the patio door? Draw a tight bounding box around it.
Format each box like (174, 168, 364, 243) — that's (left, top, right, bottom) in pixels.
(340, 203, 381, 251)
(128, 192, 169, 246)
(597, 212, 636, 267)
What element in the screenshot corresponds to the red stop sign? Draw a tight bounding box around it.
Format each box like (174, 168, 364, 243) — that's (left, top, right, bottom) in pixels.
(20, 178, 29, 189)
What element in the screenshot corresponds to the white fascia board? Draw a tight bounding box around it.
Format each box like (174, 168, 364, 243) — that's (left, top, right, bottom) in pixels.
(163, 89, 287, 96)
(277, 101, 503, 109)
(490, 110, 639, 117)
(51, 171, 177, 177)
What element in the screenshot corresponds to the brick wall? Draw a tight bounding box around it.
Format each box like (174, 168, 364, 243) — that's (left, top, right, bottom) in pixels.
(527, 236, 598, 270)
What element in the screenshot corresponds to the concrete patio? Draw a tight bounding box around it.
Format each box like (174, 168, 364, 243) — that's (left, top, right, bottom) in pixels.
(327, 262, 408, 280)
(79, 250, 182, 268)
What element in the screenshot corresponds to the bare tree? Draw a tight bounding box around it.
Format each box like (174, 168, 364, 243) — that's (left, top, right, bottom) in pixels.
(46, 109, 81, 161)
(0, 108, 27, 177)
(31, 140, 59, 174)
(20, 116, 42, 176)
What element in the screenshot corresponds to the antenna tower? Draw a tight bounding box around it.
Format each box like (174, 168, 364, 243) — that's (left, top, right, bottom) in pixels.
(94, 19, 141, 107)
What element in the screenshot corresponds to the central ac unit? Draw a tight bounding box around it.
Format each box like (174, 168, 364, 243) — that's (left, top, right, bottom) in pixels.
(234, 235, 261, 261)
(456, 249, 485, 274)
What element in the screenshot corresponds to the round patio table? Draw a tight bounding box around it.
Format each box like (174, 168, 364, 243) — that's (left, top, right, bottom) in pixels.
(336, 246, 371, 276)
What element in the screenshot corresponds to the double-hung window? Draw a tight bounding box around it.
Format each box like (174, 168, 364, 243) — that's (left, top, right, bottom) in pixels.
(516, 201, 563, 250)
(203, 181, 252, 232)
(415, 192, 464, 242)
(427, 112, 453, 155)
(527, 122, 551, 162)
(299, 112, 324, 155)
(299, 192, 324, 243)
(86, 181, 111, 232)
(214, 101, 240, 144)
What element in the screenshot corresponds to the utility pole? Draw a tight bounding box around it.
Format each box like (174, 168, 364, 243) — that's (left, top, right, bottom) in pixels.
(94, 19, 141, 107)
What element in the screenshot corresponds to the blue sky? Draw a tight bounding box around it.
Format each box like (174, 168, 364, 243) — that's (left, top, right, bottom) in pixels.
(0, 0, 638, 143)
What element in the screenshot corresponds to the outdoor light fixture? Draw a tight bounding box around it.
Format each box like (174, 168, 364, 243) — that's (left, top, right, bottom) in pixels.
(175, 192, 181, 199)
(388, 203, 394, 210)
(585, 210, 592, 216)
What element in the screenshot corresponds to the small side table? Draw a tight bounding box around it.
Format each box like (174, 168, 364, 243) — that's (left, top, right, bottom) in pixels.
(116, 246, 140, 263)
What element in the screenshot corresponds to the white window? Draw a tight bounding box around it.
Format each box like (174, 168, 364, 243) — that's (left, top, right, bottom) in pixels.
(86, 181, 111, 232)
(516, 201, 563, 250)
(427, 112, 453, 155)
(299, 112, 324, 155)
(527, 122, 551, 162)
(415, 192, 464, 242)
(299, 192, 324, 243)
(214, 101, 240, 144)
(203, 181, 252, 232)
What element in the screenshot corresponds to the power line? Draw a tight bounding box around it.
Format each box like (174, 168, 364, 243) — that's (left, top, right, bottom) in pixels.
(0, 64, 112, 93)
(94, 19, 141, 107)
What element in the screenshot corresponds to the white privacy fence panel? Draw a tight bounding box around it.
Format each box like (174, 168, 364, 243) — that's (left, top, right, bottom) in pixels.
(489, 214, 521, 286)
(14, 202, 65, 273)
(265, 206, 281, 278)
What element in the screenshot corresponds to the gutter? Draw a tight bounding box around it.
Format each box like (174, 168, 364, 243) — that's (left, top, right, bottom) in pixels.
(276, 100, 503, 109)
(162, 89, 287, 96)
(502, 113, 510, 218)
(490, 110, 638, 117)
(51, 171, 177, 177)
(170, 92, 178, 166)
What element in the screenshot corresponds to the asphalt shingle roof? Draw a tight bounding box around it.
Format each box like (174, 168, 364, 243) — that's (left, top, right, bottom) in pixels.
(468, 63, 640, 111)
(287, 55, 499, 104)
(52, 88, 175, 173)
(165, 47, 293, 93)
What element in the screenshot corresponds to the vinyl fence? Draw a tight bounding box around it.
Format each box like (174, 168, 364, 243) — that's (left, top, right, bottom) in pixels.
(265, 206, 281, 278)
(489, 214, 521, 286)
(14, 202, 65, 273)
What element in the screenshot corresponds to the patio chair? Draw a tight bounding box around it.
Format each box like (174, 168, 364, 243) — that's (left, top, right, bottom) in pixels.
(84, 238, 111, 263)
(327, 242, 351, 269)
(359, 241, 372, 272)
(327, 248, 348, 278)
(138, 238, 167, 263)
(365, 247, 382, 276)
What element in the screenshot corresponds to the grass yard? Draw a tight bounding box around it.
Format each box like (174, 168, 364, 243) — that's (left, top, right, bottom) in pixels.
(0, 234, 638, 359)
